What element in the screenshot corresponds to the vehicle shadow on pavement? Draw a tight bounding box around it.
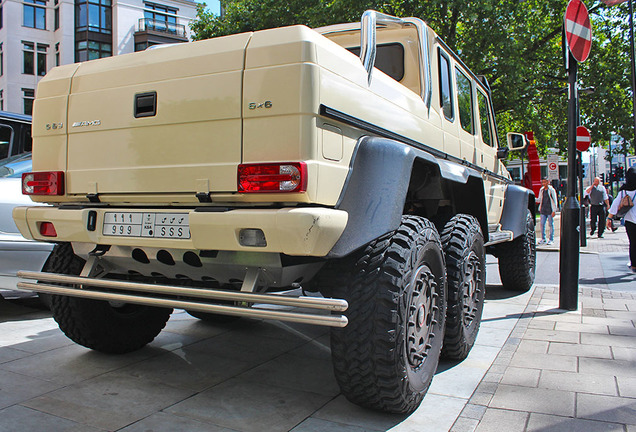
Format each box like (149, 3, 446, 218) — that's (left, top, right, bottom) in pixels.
(0, 296, 51, 323)
(485, 284, 522, 300)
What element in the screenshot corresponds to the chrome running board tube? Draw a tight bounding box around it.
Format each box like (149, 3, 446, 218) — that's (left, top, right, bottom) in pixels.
(17, 271, 348, 328)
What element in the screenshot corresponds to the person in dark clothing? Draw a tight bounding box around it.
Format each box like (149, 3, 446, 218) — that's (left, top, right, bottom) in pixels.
(585, 177, 610, 238)
(607, 167, 636, 272)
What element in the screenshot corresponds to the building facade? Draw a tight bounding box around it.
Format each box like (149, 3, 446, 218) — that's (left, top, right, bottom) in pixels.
(0, 0, 197, 114)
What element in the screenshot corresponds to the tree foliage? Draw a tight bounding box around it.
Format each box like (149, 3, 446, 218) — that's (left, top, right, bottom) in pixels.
(190, 0, 634, 156)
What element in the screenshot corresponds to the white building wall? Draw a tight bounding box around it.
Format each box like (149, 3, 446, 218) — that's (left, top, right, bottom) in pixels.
(113, 0, 141, 55)
(1, 0, 196, 114)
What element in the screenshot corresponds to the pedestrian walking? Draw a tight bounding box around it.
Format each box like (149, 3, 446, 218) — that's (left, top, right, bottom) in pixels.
(585, 177, 610, 238)
(537, 178, 557, 245)
(607, 167, 636, 273)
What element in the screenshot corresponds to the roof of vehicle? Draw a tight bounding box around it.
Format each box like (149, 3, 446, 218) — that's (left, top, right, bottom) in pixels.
(0, 111, 32, 125)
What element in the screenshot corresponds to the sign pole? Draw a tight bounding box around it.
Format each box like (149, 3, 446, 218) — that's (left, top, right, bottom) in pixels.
(578, 151, 586, 247)
(630, 0, 636, 152)
(559, 50, 580, 311)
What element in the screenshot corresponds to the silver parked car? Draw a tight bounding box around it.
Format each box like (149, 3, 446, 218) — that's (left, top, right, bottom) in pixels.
(0, 153, 53, 296)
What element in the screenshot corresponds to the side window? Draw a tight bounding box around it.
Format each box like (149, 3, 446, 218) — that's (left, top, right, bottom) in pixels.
(438, 50, 453, 120)
(477, 90, 493, 147)
(347, 43, 405, 82)
(0, 125, 12, 159)
(455, 68, 473, 134)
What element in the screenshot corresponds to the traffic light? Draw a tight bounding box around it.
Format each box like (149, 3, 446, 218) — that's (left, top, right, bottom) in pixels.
(617, 165, 624, 180)
(600, 173, 605, 183)
(581, 164, 586, 178)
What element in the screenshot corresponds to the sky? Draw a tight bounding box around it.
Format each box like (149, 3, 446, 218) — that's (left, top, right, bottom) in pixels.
(204, 0, 221, 16)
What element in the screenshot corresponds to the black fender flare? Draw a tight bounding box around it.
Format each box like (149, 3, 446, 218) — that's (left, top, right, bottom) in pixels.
(327, 136, 487, 258)
(499, 185, 536, 239)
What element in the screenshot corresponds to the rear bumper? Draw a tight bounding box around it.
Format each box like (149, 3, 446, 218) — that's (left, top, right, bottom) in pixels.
(12, 206, 348, 257)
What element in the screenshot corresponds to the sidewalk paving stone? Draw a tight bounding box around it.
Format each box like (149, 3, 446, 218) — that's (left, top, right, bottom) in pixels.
(0, 405, 103, 432)
(474, 408, 528, 432)
(522, 328, 581, 344)
(581, 333, 636, 348)
(22, 374, 195, 431)
(578, 357, 636, 377)
(526, 413, 626, 432)
(119, 412, 235, 432)
(617, 376, 636, 398)
(547, 341, 613, 359)
(509, 351, 578, 372)
(577, 393, 636, 425)
(166, 378, 333, 432)
(537, 370, 618, 396)
(489, 385, 576, 416)
(612, 346, 636, 361)
(499, 367, 540, 387)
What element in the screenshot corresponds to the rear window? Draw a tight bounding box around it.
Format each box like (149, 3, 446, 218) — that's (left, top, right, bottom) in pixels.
(348, 43, 405, 82)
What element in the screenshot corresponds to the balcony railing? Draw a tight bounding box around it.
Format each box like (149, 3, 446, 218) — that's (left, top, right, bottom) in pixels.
(138, 18, 186, 38)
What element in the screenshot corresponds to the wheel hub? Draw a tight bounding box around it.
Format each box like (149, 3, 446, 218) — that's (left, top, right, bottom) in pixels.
(407, 265, 437, 368)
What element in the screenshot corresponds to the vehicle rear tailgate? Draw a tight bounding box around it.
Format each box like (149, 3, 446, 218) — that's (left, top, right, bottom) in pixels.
(65, 33, 251, 199)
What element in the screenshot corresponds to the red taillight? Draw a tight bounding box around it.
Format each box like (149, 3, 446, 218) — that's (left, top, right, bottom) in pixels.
(39, 222, 57, 237)
(22, 171, 65, 196)
(238, 162, 307, 193)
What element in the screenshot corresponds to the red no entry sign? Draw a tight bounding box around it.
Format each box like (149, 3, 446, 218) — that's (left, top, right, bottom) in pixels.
(576, 126, 591, 152)
(565, 0, 592, 62)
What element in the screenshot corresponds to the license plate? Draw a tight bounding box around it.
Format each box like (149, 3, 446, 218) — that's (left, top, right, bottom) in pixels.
(103, 212, 190, 239)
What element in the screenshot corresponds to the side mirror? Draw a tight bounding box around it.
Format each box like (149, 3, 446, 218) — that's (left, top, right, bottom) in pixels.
(506, 132, 528, 151)
(497, 147, 510, 159)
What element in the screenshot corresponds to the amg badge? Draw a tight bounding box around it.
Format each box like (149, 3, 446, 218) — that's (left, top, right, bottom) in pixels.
(72, 120, 101, 127)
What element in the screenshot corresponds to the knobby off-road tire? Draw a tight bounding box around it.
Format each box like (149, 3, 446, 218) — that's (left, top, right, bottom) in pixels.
(38, 243, 85, 309)
(440, 214, 485, 360)
(329, 215, 447, 414)
(46, 243, 173, 354)
(497, 210, 536, 292)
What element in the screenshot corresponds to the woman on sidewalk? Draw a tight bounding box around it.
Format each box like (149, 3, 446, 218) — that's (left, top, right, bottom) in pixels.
(607, 167, 636, 272)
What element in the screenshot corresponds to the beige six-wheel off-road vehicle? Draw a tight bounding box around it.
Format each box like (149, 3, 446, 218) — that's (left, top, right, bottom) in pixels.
(13, 11, 535, 414)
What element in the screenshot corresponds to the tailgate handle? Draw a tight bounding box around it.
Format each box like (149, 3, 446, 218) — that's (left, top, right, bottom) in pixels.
(134, 92, 157, 118)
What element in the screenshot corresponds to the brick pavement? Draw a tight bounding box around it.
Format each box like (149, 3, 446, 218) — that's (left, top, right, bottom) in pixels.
(0, 215, 633, 431)
(450, 222, 636, 432)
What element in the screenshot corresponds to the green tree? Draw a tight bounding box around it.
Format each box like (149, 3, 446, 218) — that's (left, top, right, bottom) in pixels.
(190, 0, 634, 156)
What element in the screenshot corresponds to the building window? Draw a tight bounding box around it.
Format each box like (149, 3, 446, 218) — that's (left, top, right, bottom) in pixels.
(54, 0, 59, 30)
(23, 89, 35, 116)
(37, 44, 48, 76)
(55, 42, 60, 66)
(0, 89, 3, 111)
(76, 40, 111, 61)
(0, 43, 3, 76)
(24, 0, 46, 30)
(23, 42, 35, 75)
(144, 2, 178, 33)
(76, 0, 112, 34)
(1, 5, 3, 30)
(135, 41, 160, 52)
